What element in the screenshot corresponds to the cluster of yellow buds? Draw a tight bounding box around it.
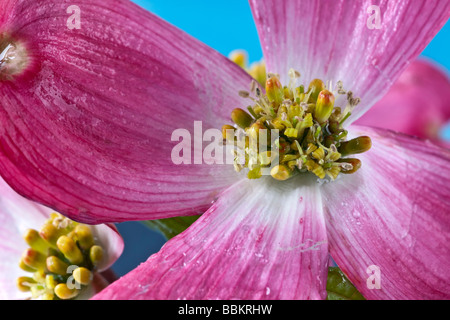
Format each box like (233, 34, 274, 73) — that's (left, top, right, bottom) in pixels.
(17, 213, 104, 300)
(229, 50, 266, 87)
(222, 70, 372, 181)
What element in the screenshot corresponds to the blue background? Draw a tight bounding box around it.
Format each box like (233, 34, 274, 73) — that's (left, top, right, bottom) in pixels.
(112, 0, 450, 277)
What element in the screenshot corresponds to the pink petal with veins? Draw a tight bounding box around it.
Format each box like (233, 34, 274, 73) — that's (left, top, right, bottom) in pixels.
(93, 176, 328, 300)
(323, 126, 450, 299)
(0, 0, 252, 223)
(249, 0, 450, 123)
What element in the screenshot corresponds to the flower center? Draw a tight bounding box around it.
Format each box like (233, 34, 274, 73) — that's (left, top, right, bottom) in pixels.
(0, 35, 30, 81)
(221, 69, 371, 181)
(17, 213, 105, 300)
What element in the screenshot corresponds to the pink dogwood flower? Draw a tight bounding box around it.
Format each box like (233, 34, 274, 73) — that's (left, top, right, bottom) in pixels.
(356, 59, 450, 146)
(0, 0, 449, 300)
(0, 176, 124, 299)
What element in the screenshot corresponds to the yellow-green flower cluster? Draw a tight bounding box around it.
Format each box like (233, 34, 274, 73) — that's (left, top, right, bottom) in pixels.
(222, 70, 371, 181)
(17, 213, 104, 300)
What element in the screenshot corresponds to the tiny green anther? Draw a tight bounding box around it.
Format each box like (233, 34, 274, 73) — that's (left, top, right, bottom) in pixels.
(296, 113, 313, 131)
(74, 224, 94, 250)
(338, 136, 372, 157)
(17, 276, 36, 292)
(56, 236, 83, 265)
(22, 249, 46, 270)
(89, 245, 104, 266)
(270, 165, 292, 181)
(266, 75, 284, 105)
(231, 108, 253, 129)
(73, 267, 92, 286)
(305, 160, 326, 179)
(23, 229, 50, 254)
(308, 79, 326, 103)
(326, 166, 341, 180)
(314, 90, 335, 124)
(285, 128, 298, 138)
(312, 147, 325, 161)
(46, 256, 69, 276)
(247, 167, 262, 180)
(54, 283, 79, 300)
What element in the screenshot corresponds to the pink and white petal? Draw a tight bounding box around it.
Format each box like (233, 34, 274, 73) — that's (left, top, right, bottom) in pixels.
(322, 125, 450, 300)
(92, 223, 124, 272)
(93, 176, 329, 300)
(0, 0, 252, 224)
(250, 0, 450, 123)
(0, 177, 51, 299)
(356, 59, 450, 144)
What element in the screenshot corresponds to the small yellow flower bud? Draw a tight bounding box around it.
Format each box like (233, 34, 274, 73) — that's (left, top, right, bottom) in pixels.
(22, 249, 46, 269)
(89, 245, 104, 266)
(46, 256, 70, 275)
(338, 136, 372, 156)
(73, 267, 92, 286)
(54, 283, 79, 300)
(74, 224, 94, 250)
(248, 61, 266, 87)
(314, 90, 335, 124)
(19, 259, 36, 273)
(265, 75, 284, 105)
(308, 79, 326, 103)
(39, 223, 61, 247)
(270, 165, 292, 181)
(231, 108, 253, 129)
(56, 236, 83, 265)
(229, 50, 247, 69)
(24, 229, 51, 254)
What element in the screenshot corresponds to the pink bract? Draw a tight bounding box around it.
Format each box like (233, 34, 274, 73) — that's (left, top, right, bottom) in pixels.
(356, 59, 450, 145)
